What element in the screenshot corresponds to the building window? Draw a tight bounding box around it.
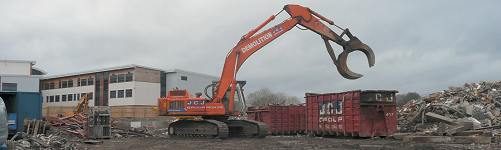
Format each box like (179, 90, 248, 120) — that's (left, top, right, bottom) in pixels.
(88, 78, 94, 85)
(126, 73, 133, 82)
(181, 76, 188, 81)
(43, 83, 50, 90)
(68, 80, 73, 87)
(49, 96, 54, 102)
(1, 83, 17, 91)
(81, 93, 87, 100)
(110, 91, 117, 99)
(62, 95, 67, 102)
(49, 82, 55, 89)
(68, 94, 73, 101)
(80, 79, 88, 86)
(110, 74, 118, 83)
(118, 74, 125, 83)
(46, 96, 49, 103)
(88, 92, 93, 100)
(61, 81, 68, 88)
(76, 94, 80, 100)
(117, 90, 125, 98)
(55, 95, 60, 102)
(126, 89, 133, 97)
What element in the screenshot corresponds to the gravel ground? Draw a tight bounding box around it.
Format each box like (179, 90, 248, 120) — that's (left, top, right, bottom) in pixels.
(77, 136, 497, 150)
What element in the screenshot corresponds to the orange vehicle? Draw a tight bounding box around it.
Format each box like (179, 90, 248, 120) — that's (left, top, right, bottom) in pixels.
(158, 4, 375, 138)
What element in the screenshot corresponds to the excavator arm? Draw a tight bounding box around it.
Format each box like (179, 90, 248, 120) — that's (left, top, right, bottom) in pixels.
(212, 4, 375, 108)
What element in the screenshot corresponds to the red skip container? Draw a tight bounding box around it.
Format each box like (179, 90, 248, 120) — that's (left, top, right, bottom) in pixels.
(306, 90, 398, 137)
(247, 105, 306, 135)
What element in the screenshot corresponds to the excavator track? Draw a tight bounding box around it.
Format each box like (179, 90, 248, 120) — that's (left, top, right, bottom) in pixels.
(225, 119, 268, 138)
(168, 119, 229, 139)
(168, 119, 267, 139)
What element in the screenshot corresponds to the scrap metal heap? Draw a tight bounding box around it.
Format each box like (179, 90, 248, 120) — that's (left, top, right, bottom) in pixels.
(398, 81, 501, 143)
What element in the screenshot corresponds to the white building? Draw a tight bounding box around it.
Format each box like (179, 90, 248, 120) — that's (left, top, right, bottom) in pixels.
(0, 60, 45, 133)
(40, 65, 218, 108)
(0, 60, 45, 92)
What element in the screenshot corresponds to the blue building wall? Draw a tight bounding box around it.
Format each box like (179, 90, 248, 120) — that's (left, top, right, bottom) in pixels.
(14, 92, 42, 132)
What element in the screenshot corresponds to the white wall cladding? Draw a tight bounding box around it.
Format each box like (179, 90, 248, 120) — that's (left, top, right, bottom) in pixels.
(108, 81, 135, 106)
(134, 82, 160, 105)
(41, 85, 95, 107)
(1, 75, 40, 92)
(0, 61, 32, 75)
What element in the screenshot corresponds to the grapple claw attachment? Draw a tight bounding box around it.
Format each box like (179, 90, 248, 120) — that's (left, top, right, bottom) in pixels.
(323, 30, 375, 80)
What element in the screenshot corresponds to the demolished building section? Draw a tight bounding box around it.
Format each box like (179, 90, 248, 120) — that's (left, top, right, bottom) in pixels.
(398, 81, 501, 142)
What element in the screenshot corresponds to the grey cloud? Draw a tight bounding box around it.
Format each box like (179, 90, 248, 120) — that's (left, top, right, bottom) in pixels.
(1, 0, 500, 99)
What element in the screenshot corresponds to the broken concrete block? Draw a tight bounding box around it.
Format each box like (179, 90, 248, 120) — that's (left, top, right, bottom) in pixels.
(453, 130, 489, 136)
(461, 101, 473, 115)
(402, 136, 452, 143)
(451, 136, 491, 144)
(457, 117, 482, 129)
(402, 135, 491, 144)
(446, 122, 473, 136)
(425, 112, 457, 125)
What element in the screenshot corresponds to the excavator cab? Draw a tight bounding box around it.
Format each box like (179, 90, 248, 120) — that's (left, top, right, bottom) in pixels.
(158, 81, 247, 117)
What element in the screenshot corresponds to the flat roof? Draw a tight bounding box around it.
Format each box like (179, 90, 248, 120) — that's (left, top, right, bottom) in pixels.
(42, 64, 218, 80)
(0, 60, 36, 65)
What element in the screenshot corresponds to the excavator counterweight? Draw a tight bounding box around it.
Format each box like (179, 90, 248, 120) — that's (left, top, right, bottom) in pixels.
(158, 4, 375, 138)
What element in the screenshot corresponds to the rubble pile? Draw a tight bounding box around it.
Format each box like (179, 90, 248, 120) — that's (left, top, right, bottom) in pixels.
(46, 114, 88, 138)
(112, 126, 169, 138)
(7, 132, 77, 150)
(397, 81, 501, 143)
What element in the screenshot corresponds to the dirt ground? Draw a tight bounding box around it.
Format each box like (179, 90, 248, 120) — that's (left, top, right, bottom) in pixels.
(76, 136, 497, 150)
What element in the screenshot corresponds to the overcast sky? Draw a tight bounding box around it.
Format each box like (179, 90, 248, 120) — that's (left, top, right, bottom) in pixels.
(1, 0, 500, 98)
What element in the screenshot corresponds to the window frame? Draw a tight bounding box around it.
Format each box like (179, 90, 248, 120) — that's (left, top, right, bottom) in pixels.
(68, 80, 73, 87)
(181, 76, 188, 81)
(117, 90, 125, 98)
(126, 89, 132, 97)
(118, 74, 126, 83)
(88, 92, 93, 100)
(80, 79, 88, 86)
(125, 73, 133, 82)
(1, 83, 18, 91)
(110, 74, 118, 83)
(110, 90, 117, 99)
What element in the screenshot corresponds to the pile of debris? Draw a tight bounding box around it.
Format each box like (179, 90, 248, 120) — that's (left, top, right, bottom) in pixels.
(111, 126, 169, 138)
(46, 114, 88, 138)
(7, 132, 77, 149)
(397, 81, 501, 143)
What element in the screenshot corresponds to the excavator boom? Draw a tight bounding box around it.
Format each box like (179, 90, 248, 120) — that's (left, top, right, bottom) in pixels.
(212, 4, 375, 110)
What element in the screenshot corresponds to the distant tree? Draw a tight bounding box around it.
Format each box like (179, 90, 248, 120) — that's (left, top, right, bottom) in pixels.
(246, 88, 300, 107)
(396, 92, 421, 106)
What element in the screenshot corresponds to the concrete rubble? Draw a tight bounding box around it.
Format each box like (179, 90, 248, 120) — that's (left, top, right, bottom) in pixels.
(7, 132, 77, 150)
(6, 117, 172, 149)
(111, 127, 169, 138)
(397, 81, 501, 143)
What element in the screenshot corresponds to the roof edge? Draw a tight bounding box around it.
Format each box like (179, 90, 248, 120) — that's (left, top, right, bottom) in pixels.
(0, 59, 36, 65)
(41, 64, 218, 80)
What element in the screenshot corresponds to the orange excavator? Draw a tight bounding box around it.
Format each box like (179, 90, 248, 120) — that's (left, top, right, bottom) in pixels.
(158, 4, 375, 138)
